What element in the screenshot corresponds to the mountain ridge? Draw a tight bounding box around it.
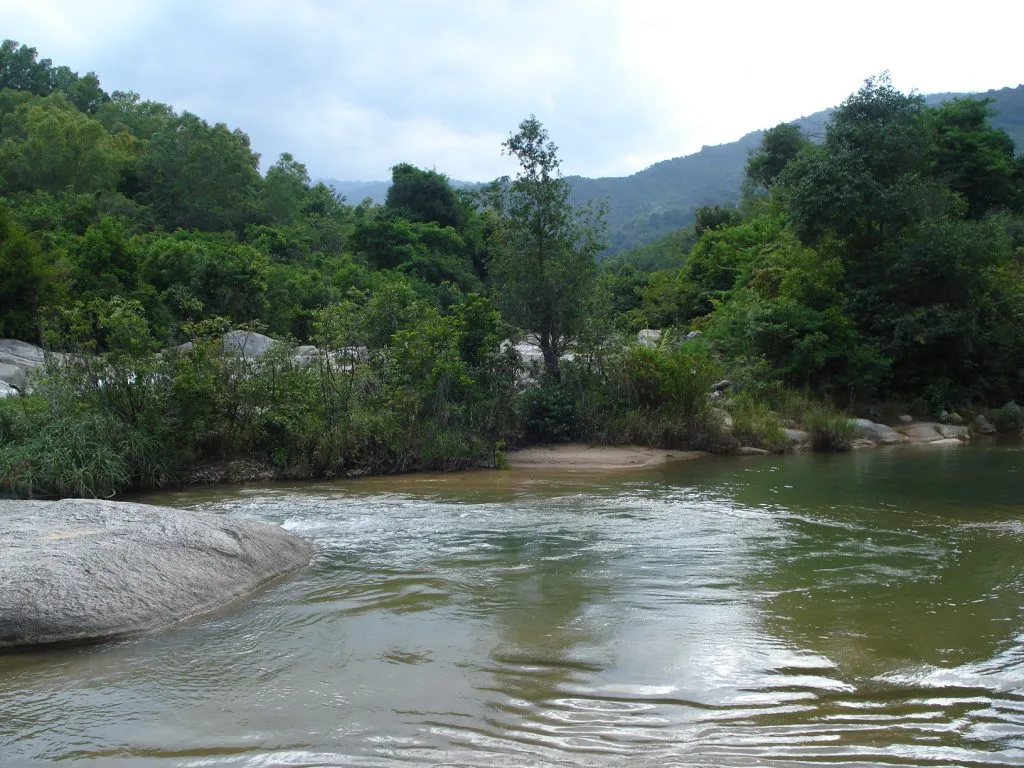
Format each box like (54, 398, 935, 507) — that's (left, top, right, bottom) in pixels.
(325, 84, 1024, 254)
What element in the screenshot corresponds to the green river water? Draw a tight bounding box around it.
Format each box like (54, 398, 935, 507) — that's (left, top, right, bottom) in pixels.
(1, 442, 1023, 767)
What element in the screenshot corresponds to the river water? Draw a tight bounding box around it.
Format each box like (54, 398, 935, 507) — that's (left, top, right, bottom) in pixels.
(2, 443, 1023, 767)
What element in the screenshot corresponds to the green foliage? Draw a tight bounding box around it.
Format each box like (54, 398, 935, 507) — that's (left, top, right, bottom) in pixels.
(487, 116, 608, 380)
(694, 204, 742, 235)
(745, 122, 811, 193)
(0, 40, 107, 111)
(137, 112, 261, 232)
(4, 40, 1024, 498)
(350, 210, 479, 291)
(0, 93, 135, 194)
(930, 98, 1022, 219)
(260, 152, 311, 226)
(0, 206, 55, 341)
(563, 342, 723, 449)
(385, 162, 466, 229)
(992, 402, 1023, 433)
(690, 75, 1024, 405)
(682, 212, 787, 318)
(603, 225, 693, 272)
(805, 408, 855, 452)
(521, 384, 580, 443)
(704, 222, 881, 395)
(726, 394, 789, 453)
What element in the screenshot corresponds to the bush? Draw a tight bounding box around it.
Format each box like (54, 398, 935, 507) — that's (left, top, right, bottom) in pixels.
(805, 407, 855, 452)
(992, 401, 1023, 434)
(521, 384, 579, 443)
(728, 394, 790, 452)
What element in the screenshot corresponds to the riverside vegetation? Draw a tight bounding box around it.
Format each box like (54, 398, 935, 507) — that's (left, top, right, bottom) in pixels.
(0, 42, 1023, 499)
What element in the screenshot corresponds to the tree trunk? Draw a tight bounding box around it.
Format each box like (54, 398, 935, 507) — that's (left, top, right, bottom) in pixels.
(539, 331, 561, 381)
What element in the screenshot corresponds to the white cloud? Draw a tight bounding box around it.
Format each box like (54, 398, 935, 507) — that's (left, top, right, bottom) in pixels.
(1, 0, 1021, 181)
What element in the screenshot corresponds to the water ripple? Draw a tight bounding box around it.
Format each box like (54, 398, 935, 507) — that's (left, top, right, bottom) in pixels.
(3, 447, 1024, 766)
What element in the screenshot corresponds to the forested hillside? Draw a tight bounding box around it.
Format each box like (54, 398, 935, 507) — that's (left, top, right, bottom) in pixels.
(326, 85, 1024, 255)
(1, 41, 1022, 500)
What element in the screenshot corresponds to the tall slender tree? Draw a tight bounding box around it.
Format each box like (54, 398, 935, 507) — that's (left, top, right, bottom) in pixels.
(486, 116, 606, 380)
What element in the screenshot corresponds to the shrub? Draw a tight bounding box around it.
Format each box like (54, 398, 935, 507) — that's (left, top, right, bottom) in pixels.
(521, 384, 579, 443)
(992, 401, 1023, 434)
(805, 407, 855, 452)
(728, 394, 790, 452)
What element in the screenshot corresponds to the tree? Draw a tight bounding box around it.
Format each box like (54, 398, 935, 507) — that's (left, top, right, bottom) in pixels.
(0, 95, 135, 194)
(486, 116, 607, 379)
(930, 98, 1022, 218)
(0, 40, 107, 112)
(136, 112, 261, 232)
(694, 204, 741, 235)
(385, 162, 465, 230)
(0, 40, 55, 96)
(261, 152, 310, 226)
(0, 206, 56, 341)
(744, 123, 810, 193)
(781, 75, 940, 252)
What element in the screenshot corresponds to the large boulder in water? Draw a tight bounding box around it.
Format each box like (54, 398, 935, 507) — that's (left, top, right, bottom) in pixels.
(898, 421, 969, 443)
(851, 418, 905, 445)
(0, 499, 313, 649)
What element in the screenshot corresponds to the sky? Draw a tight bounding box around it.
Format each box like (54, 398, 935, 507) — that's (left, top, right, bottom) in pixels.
(3, 0, 1023, 182)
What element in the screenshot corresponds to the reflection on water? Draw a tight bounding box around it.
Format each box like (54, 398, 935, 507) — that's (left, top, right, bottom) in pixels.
(1, 443, 1023, 766)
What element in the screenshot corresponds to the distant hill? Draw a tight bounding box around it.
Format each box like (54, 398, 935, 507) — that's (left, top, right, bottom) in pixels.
(321, 179, 392, 204)
(324, 84, 1024, 255)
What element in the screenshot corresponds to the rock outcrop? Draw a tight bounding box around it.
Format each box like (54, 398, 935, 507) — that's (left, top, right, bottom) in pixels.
(973, 414, 997, 435)
(221, 330, 277, 359)
(637, 329, 662, 348)
(785, 428, 810, 446)
(851, 418, 906, 445)
(0, 499, 313, 649)
(0, 338, 46, 393)
(897, 422, 969, 443)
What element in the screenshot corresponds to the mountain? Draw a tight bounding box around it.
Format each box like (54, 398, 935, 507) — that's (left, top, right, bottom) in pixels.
(320, 179, 392, 204)
(324, 84, 1024, 255)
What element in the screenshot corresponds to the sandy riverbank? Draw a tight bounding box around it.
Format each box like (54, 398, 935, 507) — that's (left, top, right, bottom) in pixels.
(506, 443, 709, 470)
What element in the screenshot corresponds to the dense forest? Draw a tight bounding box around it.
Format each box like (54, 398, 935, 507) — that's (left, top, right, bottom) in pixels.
(1, 41, 1022, 499)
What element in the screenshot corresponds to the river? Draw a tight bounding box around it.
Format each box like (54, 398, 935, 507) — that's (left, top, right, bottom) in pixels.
(2, 442, 1023, 767)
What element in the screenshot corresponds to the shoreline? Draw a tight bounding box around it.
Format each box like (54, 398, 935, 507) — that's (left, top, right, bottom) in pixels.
(123, 421, 1004, 497)
(505, 443, 710, 470)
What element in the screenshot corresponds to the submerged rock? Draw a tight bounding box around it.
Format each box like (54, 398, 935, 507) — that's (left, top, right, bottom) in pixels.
(736, 446, 769, 456)
(0, 499, 313, 649)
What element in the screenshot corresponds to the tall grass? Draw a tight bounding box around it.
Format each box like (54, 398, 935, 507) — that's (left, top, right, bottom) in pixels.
(727, 394, 790, 453)
(804, 407, 855, 452)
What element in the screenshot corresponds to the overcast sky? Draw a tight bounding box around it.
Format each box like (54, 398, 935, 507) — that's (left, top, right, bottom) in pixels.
(4, 0, 1022, 182)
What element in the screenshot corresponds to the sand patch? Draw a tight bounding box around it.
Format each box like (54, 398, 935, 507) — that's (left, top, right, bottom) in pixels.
(506, 443, 708, 470)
